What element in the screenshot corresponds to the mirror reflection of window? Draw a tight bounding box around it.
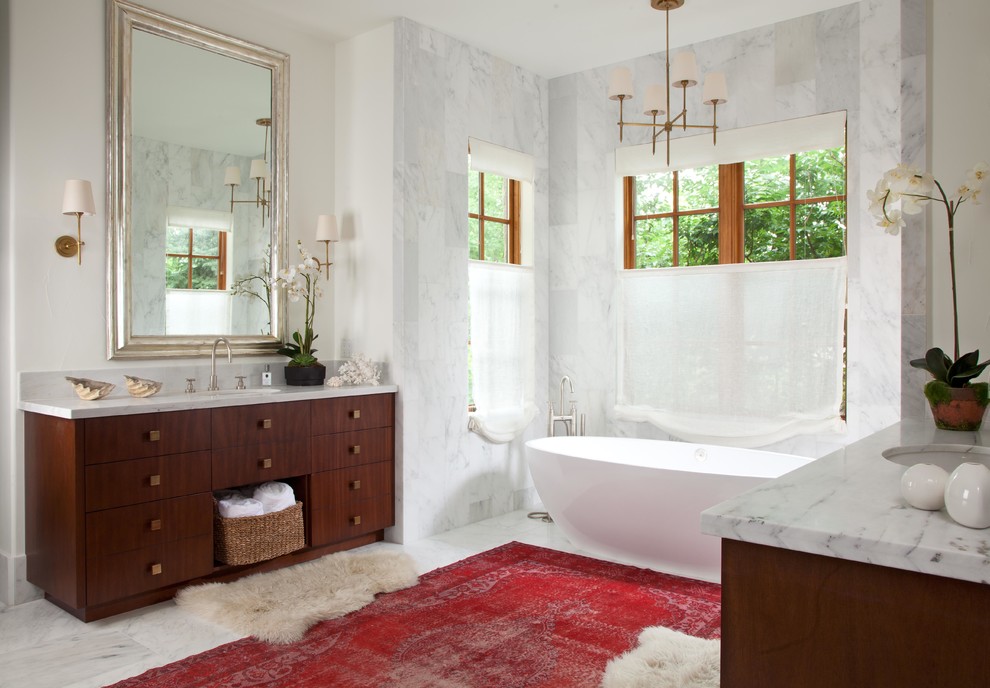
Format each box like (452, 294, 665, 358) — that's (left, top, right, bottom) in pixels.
(165, 225, 227, 290)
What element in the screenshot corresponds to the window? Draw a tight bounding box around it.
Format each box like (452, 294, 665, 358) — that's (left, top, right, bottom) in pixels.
(469, 170, 521, 264)
(466, 138, 536, 441)
(624, 146, 846, 268)
(165, 225, 228, 290)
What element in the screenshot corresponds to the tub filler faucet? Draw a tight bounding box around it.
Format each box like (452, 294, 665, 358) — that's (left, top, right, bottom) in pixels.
(548, 375, 586, 436)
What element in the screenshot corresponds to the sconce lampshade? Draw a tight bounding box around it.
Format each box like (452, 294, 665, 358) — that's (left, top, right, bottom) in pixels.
(62, 179, 95, 216)
(315, 214, 339, 242)
(224, 166, 242, 186)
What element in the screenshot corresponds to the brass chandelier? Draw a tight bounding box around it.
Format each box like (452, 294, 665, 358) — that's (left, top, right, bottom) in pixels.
(223, 117, 272, 226)
(608, 0, 728, 165)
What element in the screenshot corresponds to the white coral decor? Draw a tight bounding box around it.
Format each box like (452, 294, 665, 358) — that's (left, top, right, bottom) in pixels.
(327, 354, 381, 387)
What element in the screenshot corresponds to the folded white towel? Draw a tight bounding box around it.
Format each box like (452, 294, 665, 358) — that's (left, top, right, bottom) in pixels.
(217, 495, 265, 519)
(253, 481, 296, 514)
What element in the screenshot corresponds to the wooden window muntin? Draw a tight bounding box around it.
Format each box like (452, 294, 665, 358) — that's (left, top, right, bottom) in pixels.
(470, 171, 521, 264)
(165, 226, 228, 290)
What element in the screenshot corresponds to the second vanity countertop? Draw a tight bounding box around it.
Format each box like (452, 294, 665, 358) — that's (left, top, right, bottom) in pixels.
(19, 383, 397, 419)
(701, 419, 990, 585)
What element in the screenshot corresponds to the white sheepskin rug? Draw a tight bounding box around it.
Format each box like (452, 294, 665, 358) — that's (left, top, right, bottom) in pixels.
(175, 549, 419, 644)
(600, 626, 721, 688)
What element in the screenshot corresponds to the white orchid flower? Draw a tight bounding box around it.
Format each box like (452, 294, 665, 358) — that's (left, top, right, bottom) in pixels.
(967, 162, 988, 189)
(878, 208, 904, 235)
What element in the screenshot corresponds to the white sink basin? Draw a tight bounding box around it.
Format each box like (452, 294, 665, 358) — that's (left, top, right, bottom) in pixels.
(882, 444, 990, 472)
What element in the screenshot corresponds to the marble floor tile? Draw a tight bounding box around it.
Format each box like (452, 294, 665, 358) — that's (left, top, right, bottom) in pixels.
(0, 510, 583, 687)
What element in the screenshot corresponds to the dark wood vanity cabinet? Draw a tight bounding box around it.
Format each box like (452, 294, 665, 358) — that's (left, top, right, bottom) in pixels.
(25, 392, 395, 621)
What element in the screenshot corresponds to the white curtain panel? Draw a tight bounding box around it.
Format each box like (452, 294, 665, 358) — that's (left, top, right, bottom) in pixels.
(468, 262, 537, 443)
(616, 257, 847, 448)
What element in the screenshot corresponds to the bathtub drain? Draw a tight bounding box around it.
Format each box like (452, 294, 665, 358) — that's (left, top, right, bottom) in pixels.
(528, 511, 554, 523)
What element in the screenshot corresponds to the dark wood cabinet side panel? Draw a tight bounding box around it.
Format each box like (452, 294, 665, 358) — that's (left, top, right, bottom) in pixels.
(86, 493, 212, 556)
(311, 393, 395, 435)
(25, 413, 86, 608)
(212, 401, 311, 449)
(85, 451, 211, 511)
(721, 539, 990, 688)
(312, 428, 394, 472)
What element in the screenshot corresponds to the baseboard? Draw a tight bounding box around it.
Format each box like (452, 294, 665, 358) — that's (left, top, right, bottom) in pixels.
(0, 550, 41, 607)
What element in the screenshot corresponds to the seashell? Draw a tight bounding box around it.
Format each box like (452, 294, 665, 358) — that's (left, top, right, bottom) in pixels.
(65, 376, 115, 401)
(124, 375, 163, 398)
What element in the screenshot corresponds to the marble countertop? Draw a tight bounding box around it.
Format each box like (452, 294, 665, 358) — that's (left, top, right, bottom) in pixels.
(701, 419, 990, 585)
(18, 383, 397, 419)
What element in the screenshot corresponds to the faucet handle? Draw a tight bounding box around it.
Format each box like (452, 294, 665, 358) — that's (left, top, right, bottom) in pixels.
(185, 378, 196, 393)
(235, 376, 246, 390)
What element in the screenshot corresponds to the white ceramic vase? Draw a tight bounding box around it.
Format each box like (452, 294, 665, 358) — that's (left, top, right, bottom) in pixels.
(900, 463, 948, 511)
(944, 462, 990, 529)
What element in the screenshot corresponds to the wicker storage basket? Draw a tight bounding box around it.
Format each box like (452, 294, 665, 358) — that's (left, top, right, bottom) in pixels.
(213, 500, 305, 566)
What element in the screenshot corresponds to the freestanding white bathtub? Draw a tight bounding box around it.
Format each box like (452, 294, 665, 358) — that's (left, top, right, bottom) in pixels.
(525, 435, 812, 582)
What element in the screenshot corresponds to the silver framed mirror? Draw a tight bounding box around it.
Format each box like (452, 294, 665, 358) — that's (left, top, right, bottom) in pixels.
(107, 0, 289, 358)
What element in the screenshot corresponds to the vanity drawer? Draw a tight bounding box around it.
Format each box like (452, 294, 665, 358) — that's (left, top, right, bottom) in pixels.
(311, 462, 393, 508)
(311, 394, 394, 435)
(84, 410, 211, 464)
(312, 428, 394, 472)
(86, 493, 212, 557)
(212, 439, 311, 489)
(310, 495, 394, 546)
(86, 534, 213, 606)
(85, 451, 212, 511)
(212, 401, 311, 449)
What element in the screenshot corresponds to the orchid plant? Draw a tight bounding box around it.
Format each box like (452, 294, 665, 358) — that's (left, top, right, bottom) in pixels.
(867, 162, 989, 392)
(273, 241, 323, 367)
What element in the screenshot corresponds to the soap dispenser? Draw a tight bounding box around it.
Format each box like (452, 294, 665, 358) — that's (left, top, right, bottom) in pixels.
(261, 364, 272, 386)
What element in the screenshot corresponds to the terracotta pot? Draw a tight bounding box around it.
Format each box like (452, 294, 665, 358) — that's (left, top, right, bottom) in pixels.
(284, 363, 326, 386)
(928, 386, 988, 431)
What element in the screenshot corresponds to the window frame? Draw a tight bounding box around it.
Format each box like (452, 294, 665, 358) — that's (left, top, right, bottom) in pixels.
(165, 226, 228, 290)
(470, 171, 522, 265)
(623, 151, 847, 268)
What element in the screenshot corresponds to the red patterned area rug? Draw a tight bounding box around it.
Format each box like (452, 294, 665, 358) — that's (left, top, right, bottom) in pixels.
(109, 542, 721, 688)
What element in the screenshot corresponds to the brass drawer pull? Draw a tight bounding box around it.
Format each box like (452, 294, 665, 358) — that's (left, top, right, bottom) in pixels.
(149, 519, 162, 531)
(350, 480, 361, 490)
(350, 515, 362, 526)
(148, 430, 161, 442)
(149, 474, 161, 487)
(349, 409, 361, 420)
(150, 563, 163, 576)
(350, 445, 361, 455)
(259, 458, 272, 469)
(261, 419, 272, 429)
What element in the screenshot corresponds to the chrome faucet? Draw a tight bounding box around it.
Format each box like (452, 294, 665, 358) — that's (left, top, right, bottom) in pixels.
(548, 375, 585, 436)
(208, 337, 232, 392)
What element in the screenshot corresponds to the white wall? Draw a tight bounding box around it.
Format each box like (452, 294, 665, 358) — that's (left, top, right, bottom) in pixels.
(929, 0, 990, 365)
(333, 25, 395, 364)
(2, 0, 333, 604)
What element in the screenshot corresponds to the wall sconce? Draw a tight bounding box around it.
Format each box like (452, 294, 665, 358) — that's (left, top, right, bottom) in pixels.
(224, 117, 272, 225)
(315, 214, 339, 280)
(56, 179, 96, 265)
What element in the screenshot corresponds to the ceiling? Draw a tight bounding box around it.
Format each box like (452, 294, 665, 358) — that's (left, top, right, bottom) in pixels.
(222, 0, 857, 79)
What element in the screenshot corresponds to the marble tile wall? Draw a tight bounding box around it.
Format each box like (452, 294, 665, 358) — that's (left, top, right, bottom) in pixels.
(547, 0, 926, 456)
(391, 19, 550, 542)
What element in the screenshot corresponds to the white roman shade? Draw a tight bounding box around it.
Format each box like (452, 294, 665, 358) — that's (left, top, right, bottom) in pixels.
(615, 111, 847, 176)
(166, 206, 233, 232)
(468, 262, 537, 443)
(615, 257, 847, 447)
(468, 137, 535, 183)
